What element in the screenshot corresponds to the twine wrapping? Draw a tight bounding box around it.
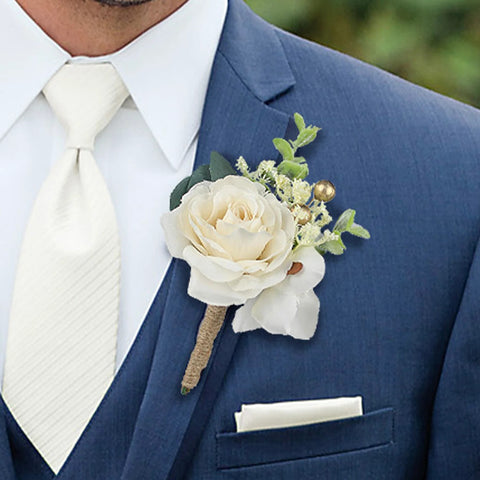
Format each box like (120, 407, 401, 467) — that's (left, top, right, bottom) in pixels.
(181, 305, 228, 395)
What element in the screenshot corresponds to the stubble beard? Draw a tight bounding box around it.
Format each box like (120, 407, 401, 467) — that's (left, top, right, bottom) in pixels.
(91, 0, 157, 6)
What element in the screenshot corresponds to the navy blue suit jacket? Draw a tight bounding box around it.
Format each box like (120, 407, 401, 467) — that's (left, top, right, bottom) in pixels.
(2, 1, 479, 478)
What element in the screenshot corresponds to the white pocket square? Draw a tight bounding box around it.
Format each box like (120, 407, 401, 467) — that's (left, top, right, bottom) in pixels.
(235, 396, 363, 433)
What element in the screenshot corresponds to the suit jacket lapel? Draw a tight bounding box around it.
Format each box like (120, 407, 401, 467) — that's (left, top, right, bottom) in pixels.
(122, 1, 295, 479)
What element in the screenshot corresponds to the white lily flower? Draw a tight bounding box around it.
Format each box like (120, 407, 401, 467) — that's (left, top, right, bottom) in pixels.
(233, 247, 325, 340)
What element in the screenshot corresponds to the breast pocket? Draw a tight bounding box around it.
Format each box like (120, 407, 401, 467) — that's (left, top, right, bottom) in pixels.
(216, 407, 394, 470)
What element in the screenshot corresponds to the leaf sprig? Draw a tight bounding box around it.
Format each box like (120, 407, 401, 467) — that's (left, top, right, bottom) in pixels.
(236, 113, 370, 255)
(317, 209, 371, 256)
(273, 112, 321, 180)
(169, 113, 370, 256)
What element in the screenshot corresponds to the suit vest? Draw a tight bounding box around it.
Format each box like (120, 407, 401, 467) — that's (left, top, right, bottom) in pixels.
(1, 263, 174, 480)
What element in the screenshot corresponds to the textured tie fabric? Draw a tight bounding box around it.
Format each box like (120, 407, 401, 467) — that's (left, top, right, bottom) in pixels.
(2, 63, 129, 473)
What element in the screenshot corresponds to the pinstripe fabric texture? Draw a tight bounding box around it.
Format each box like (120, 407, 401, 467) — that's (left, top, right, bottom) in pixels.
(2, 63, 129, 474)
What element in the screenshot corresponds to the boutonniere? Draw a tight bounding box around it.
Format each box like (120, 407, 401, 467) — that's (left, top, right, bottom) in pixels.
(162, 114, 370, 395)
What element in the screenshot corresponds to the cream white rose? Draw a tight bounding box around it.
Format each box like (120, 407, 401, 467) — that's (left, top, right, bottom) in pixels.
(162, 175, 296, 306)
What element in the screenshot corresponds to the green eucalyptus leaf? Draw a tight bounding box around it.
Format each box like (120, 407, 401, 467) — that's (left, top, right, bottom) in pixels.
(316, 239, 345, 256)
(334, 209, 356, 233)
(273, 138, 294, 161)
(278, 160, 309, 180)
(348, 222, 371, 239)
(295, 127, 320, 149)
(294, 156, 307, 164)
(337, 234, 347, 249)
(209, 151, 236, 181)
(294, 112, 306, 132)
(187, 164, 211, 190)
(170, 176, 191, 211)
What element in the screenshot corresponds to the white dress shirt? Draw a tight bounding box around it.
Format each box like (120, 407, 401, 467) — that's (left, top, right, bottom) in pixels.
(0, 0, 228, 383)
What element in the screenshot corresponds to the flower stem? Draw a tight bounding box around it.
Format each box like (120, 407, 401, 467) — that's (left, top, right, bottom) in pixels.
(181, 305, 228, 395)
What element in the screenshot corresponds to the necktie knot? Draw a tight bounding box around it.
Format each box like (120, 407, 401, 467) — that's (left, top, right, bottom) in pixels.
(43, 63, 129, 150)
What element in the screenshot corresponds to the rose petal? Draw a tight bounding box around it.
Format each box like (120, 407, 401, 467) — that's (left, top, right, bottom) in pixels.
(216, 217, 265, 236)
(230, 256, 290, 292)
(258, 201, 277, 229)
(188, 268, 250, 306)
(183, 246, 244, 282)
(189, 215, 232, 259)
(280, 203, 296, 237)
(238, 259, 268, 274)
(218, 228, 272, 262)
(260, 231, 290, 263)
(189, 216, 230, 258)
(161, 209, 191, 258)
(189, 194, 213, 221)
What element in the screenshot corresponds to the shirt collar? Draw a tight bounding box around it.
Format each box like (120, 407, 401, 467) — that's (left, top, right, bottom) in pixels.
(0, 0, 228, 170)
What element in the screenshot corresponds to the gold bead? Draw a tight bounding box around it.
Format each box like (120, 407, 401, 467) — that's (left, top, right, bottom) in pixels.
(314, 180, 336, 202)
(294, 205, 312, 225)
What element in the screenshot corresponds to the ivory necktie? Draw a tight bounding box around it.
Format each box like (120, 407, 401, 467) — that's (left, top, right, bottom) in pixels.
(2, 63, 129, 473)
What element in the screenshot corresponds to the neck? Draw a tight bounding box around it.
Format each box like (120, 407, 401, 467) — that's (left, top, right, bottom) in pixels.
(16, 0, 188, 56)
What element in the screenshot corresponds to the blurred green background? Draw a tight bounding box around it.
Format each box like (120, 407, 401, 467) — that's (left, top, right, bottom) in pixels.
(245, 0, 480, 108)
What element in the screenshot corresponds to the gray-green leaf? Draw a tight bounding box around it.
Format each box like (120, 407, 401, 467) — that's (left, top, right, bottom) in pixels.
(187, 164, 211, 190)
(334, 209, 356, 233)
(348, 223, 371, 239)
(273, 138, 294, 161)
(294, 156, 307, 164)
(316, 239, 345, 256)
(209, 151, 236, 181)
(170, 176, 191, 211)
(295, 127, 320, 149)
(294, 112, 306, 132)
(278, 160, 309, 180)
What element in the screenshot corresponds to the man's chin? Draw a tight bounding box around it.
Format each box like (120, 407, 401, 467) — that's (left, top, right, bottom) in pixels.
(91, 0, 156, 7)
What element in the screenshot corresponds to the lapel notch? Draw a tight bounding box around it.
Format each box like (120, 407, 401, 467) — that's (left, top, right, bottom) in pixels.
(216, 0, 295, 104)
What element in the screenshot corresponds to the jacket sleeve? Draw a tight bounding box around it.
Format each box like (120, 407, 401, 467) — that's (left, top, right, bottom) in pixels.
(426, 236, 480, 479)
